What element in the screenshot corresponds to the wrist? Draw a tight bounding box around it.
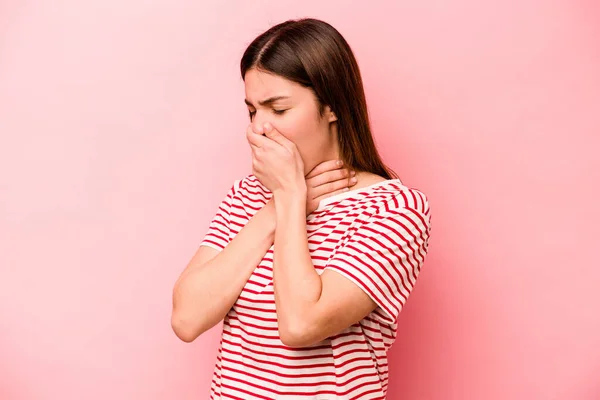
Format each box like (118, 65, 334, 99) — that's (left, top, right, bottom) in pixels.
(273, 186, 306, 214)
(273, 180, 306, 200)
(258, 199, 277, 237)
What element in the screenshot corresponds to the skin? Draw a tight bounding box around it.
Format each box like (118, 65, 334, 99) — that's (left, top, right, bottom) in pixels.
(244, 68, 341, 178)
(244, 68, 387, 195)
(170, 69, 392, 345)
(244, 68, 388, 347)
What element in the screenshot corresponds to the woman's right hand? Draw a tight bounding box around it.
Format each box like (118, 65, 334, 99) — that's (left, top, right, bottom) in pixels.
(305, 160, 357, 217)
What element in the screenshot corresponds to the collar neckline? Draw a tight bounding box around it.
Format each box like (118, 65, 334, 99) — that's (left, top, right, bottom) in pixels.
(315, 178, 404, 211)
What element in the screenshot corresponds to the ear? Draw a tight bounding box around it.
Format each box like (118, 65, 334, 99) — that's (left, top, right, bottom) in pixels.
(324, 105, 337, 123)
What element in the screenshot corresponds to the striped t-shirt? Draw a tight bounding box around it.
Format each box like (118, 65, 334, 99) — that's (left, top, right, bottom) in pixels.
(199, 174, 432, 399)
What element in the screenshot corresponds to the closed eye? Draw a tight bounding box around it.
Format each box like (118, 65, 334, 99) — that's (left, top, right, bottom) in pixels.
(248, 109, 288, 120)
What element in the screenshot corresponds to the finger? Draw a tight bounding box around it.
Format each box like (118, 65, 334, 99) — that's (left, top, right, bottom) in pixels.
(306, 159, 344, 179)
(311, 174, 356, 201)
(246, 131, 263, 148)
(309, 167, 353, 189)
(249, 142, 260, 156)
(313, 185, 350, 204)
(246, 126, 260, 147)
(246, 124, 272, 149)
(262, 122, 295, 152)
(247, 129, 262, 155)
(247, 129, 260, 151)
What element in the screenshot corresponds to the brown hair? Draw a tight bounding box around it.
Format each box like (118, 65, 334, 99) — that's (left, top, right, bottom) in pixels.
(240, 18, 399, 180)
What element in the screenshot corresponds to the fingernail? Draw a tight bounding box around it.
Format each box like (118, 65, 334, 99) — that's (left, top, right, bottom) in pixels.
(337, 160, 343, 166)
(350, 170, 356, 176)
(350, 177, 357, 183)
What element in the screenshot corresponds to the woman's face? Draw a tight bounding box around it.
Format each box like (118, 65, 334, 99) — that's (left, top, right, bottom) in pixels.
(244, 68, 339, 176)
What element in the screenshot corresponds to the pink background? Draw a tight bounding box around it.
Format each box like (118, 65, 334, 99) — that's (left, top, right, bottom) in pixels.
(1, 1, 599, 399)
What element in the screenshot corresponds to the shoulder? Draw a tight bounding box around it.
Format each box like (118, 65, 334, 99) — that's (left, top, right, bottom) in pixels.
(227, 173, 272, 205)
(366, 182, 431, 230)
(391, 184, 430, 218)
(234, 173, 269, 194)
(356, 173, 430, 217)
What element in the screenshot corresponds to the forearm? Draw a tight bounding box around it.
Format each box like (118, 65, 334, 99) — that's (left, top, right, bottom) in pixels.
(172, 199, 276, 342)
(272, 188, 322, 343)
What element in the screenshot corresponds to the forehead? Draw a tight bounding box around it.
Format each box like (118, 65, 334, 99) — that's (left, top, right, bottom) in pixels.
(244, 69, 308, 103)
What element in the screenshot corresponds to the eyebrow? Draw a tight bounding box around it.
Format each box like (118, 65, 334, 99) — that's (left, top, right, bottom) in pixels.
(244, 96, 290, 107)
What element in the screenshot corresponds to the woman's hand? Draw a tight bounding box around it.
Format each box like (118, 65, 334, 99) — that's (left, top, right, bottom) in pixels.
(246, 122, 306, 196)
(305, 160, 357, 217)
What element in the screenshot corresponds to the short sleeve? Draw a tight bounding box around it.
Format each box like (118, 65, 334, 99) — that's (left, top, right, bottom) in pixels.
(199, 179, 241, 252)
(324, 204, 432, 326)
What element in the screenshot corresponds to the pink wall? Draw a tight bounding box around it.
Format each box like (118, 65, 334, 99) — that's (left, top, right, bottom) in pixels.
(1, 1, 598, 399)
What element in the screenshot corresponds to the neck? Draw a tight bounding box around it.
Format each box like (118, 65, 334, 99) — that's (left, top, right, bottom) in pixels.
(302, 124, 341, 176)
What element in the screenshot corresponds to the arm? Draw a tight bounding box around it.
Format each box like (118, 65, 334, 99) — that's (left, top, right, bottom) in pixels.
(171, 199, 276, 343)
(273, 189, 431, 348)
(272, 189, 378, 347)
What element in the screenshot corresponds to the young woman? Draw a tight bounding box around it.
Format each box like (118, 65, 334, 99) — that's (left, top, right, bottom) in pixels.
(172, 18, 432, 400)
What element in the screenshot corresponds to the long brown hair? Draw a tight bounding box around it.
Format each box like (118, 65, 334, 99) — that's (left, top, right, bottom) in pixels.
(240, 18, 399, 180)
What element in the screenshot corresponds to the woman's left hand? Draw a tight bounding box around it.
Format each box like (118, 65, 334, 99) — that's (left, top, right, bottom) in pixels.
(246, 122, 306, 196)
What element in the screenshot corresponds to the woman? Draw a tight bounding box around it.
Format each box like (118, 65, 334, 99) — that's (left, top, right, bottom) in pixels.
(171, 18, 432, 400)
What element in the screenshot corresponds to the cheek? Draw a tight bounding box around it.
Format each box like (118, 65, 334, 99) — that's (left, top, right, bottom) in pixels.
(279, 110, 319, 141)
(271, 115, 301, 141)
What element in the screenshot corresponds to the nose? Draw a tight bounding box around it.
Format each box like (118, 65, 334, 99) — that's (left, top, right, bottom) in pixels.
(251, 111, 270, 135)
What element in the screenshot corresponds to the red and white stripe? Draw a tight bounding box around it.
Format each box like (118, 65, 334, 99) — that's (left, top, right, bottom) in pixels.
(200, 174, 431, 399)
